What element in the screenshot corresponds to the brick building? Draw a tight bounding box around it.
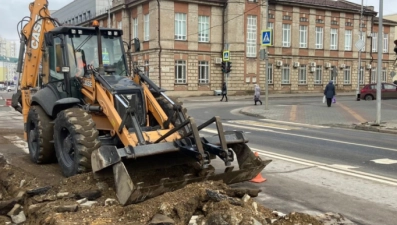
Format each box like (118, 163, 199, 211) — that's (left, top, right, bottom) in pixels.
(72, 0, 397, 96)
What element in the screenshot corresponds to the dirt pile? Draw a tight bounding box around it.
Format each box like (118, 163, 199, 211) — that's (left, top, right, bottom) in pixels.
(0, 153, 354, 225)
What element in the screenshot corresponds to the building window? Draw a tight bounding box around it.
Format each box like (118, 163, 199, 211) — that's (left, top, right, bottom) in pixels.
(330, 28, 338, 50)
(299, 26, 307, 48)
(315, 27, 323, 49)
(282, 64, 290, 84)
(383, 34, 389, 53)
(344, 66, 351, 84)
(360, 31, 365, 51)
(371, 70, 377, 83)
(144, 60, 149, 77)
(359, 66, 364, 84)
(175, 13, 187, 40)
(345, 30, 352, 51)
(299, 65, 307, 84)
(282, 24, 291, 47)
(382, 68, 387, 82)
(198, 16, 210, 42)
(246, 15, 257, 57)
(175, 60, 186, 84)
(198, 61, 209, 84)
(133, 18, 138, 38)
(144, 14, 149, 41)
(315, 66, 322, 84)
(267, 63, 273, 84)
(372, 33, 377, 52)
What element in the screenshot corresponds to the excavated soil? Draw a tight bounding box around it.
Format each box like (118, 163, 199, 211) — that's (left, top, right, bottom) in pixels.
(0, 153, 350, 225)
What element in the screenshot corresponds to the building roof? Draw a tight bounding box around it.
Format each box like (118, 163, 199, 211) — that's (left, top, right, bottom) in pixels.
(269, 0, 377, 15)
(374, 17, 397, 26)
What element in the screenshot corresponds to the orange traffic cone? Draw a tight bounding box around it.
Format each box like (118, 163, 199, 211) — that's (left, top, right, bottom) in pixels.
(250, 152, 267, 183)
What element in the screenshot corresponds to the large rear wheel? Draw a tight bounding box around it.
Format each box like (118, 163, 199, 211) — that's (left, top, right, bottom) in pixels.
(26, 105, 56, 164)
(53, 108, 101, 177)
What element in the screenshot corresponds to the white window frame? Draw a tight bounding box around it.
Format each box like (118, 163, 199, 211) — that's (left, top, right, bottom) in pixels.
(118, 21, 122, 30)
(175, 60, 187, 84)
(360, 31, 366, 52)
(267, 63, 273, 84)
(133, 18, 138, 39)
(282, 24, 291, 47)
(330, 28, 338, 50)
(144, 14, 149, 41)
(175, 13, 187, 41)
(144, 60, 149, 77)
(371, 70, 377, 83)
(299, 25, 307, 48)
(359, 66, 364, 84)
(299, 65, 307, 84)
(315, 27, 323, 49)
(198, 16, 210, 43)
(246, 15, 257, 57)
(315, 66, 322, 84)
(198, 61, 209, 84)
(382, 68, 387, 82)
(383, 33, 389, 53)
(282, 64, 290, 84)
(372, 33, 377, 52)
(345, 30, 352, 51)
(344, 66, 351, 84)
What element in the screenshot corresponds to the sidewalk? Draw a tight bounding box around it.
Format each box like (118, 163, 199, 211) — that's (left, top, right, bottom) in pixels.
(238, 96, 397, 135)
(179, 91, 356, 102)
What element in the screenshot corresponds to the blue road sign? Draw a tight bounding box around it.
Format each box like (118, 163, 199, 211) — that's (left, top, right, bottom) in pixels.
(13, 76, 17, 81)
(261, 29, 272, 46)
(223, 50, 230, 62)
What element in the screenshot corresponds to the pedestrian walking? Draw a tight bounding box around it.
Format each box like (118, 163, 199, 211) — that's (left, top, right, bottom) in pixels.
(254, 84, 262, 105)
(324, 80, 336, 107)
(220, 82, 228, 102)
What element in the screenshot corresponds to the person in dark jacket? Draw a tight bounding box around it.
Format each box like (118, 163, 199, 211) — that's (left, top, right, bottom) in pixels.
(220, 82, 228, 102)
(324, 80, 336, 107)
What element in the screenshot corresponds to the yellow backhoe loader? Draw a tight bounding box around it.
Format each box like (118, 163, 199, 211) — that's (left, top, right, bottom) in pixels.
(12, 0, 271, 206)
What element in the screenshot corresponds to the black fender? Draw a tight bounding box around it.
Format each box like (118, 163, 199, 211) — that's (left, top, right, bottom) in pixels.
(31, 86, 81, 117)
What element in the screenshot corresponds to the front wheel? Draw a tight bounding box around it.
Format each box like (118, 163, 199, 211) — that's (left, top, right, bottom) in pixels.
(365, 95, 374, 100)
(53, 108, 101, 177)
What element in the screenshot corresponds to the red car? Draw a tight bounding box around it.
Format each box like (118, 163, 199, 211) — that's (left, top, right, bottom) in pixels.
(360, 83, 397, 100)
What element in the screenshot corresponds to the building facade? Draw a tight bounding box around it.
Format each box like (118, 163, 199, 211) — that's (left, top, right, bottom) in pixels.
(58, 0, 397, 96)
(0, 37, 17, 58)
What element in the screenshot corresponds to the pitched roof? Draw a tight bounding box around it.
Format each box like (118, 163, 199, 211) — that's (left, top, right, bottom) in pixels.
(374, 17, 397, 26)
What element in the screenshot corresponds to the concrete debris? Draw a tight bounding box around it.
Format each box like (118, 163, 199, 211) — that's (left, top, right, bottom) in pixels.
(10, 211, 26, 224)
(272, 210, 286, 218)
(315, 212, 356, 225)
(76, 198, 87, 205)
(55, 204, 78, 213)
(242, 194, 251, 202)
(148, 214, 175, 225)
(75, 189, 101, 201)
(26, 186, 51, 197)
(252, 217, 262, 225)
(104, 198, 118, 206)
(206, 189, 242, 206)
(56, 192, 69, 199)
(7, 204, 22, 217)
(19, 180, 25, 188)
(225, 188, 262, 198)
(96, 182, 108, 191)
(80, 200, 98, 208)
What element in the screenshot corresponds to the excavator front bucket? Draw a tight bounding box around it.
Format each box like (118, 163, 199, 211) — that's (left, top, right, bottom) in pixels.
(91, 116, 271, 206)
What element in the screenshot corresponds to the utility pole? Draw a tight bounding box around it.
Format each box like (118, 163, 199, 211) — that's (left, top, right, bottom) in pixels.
(376, 0, 383, 124)
(108, 0, 111, 28)
(356, 0, 364, 101)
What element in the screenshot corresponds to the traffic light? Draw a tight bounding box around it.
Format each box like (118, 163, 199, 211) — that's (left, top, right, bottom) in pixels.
(221, 62, 227, 73)
(226, 62, 232, 73)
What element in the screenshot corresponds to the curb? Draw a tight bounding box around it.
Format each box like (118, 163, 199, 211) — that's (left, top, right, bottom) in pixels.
(180, 94, 356, 102)
(238, 109, 267, 119)
(353, 124, 397, 135)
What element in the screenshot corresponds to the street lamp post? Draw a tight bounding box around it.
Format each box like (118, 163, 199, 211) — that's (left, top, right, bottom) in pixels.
(107, 0, 111, 28)
(356, 0, 364, 101)
(376, 0, 383, 124)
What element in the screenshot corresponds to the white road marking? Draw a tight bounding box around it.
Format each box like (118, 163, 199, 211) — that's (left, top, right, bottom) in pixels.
(227, 120, 291, 131)
(260, 119, 330, 128)
(371, 158, 397, 165)
(251, 148, 397, 186)
(329, 164, 359, 170)
(219, 123, 397, 153)
(3, 135, 29, 154)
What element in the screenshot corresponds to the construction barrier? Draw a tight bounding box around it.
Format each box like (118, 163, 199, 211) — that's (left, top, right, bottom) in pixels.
(249, 152, 267, 183)
(6, 99, 12, 106)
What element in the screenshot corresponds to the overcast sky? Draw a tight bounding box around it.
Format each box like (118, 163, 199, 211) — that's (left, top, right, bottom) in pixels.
(0, 0, 395, 42)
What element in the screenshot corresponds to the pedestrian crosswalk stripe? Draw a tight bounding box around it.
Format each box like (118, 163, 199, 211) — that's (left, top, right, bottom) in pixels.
(370, 158, 397, 165)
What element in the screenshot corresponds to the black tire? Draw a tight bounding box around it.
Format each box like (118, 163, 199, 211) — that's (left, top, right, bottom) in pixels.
(53, 108, 101, 177)
(26, 105, 56, 164)
(156, 96, 189, 136)
(365, 94, 374, 100)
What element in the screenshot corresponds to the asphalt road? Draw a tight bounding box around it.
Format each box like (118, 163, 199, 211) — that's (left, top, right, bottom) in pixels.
(182, 98, 397, 225)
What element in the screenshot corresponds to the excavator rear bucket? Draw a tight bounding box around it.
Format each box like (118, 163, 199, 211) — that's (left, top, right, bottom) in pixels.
(91, 116, 271, 206)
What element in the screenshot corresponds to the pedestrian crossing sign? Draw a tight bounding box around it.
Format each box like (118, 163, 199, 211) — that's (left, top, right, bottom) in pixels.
(261, 29, 273, 46)
(223, 50, 230, 62)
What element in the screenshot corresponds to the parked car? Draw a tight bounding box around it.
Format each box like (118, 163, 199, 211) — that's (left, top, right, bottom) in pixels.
(360, 83, 397, 100)
(0, 84, 5, 91)
(7, 85, 16, 92)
